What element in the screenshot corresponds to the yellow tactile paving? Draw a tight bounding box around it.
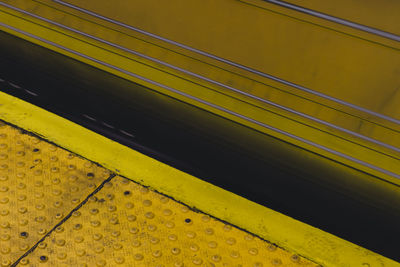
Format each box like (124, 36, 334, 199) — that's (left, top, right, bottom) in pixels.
(20, 176, 318, 267)
(0, 120, 319, 266)
(0, 121, 111, 266)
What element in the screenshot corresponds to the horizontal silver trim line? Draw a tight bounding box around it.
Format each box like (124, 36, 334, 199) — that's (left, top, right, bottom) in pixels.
(1, 2, 400, 155)
(262, 0, 400, 42)
(0, 21, 399, 180)
(50, 0, 400, 126)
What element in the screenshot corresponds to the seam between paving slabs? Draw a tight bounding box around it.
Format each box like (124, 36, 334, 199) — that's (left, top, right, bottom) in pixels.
(10, 173, 117, 267)
(0, 119, 117, 266)
(119, 176, 321, 265)
(143, 180, 326, 266)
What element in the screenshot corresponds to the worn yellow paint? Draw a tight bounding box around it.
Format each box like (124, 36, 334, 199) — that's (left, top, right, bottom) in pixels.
(0, 1, 400, 186)
(0, 89, 398, 266)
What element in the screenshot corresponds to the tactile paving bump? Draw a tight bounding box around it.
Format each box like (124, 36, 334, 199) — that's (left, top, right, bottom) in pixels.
(0, 122, 111, 266)
(21, 176, 318, 267)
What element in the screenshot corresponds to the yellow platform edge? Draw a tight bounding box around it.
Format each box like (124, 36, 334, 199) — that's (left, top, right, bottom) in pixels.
(0, 93, 397, 267)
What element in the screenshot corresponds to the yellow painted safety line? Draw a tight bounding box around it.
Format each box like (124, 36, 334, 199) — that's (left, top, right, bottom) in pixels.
(1, 5, 400, 186)
(0, 92, 398, 266)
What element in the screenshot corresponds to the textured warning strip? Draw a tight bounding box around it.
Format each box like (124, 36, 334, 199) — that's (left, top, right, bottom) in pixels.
(0, 122, 111, 266)
(18, 176, 317, 267)
(0, 122, 318, 266)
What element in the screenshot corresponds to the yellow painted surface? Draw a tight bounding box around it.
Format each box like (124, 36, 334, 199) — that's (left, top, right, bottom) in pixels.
(21, 176, 318, 267)
(36, 0, 400, 148)
(0, 88, 398, 266)
(284, 0, 400, 36)
(0, 1, 400, 186)
(58, 0, 400, 123)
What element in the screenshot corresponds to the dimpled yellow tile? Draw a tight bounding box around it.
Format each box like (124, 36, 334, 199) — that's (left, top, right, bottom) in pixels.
(21, 176, 318, 267)
(0, 121, 111, 266)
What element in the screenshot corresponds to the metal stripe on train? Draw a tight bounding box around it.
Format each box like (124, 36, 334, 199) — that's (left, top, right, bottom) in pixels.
(262, 0, 400, 42)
